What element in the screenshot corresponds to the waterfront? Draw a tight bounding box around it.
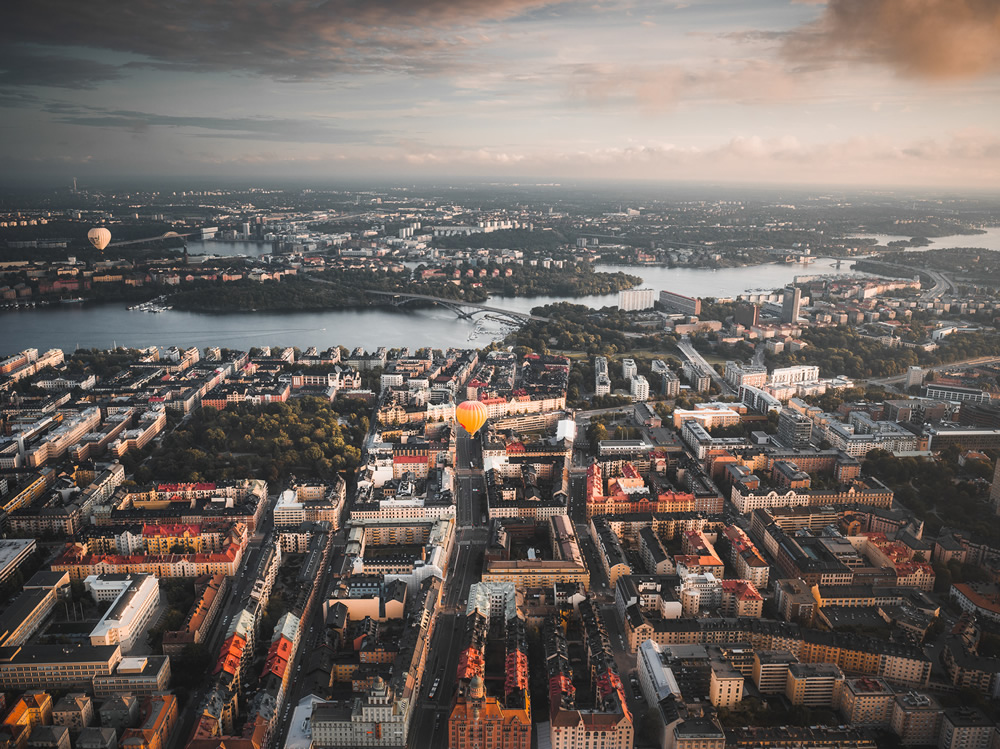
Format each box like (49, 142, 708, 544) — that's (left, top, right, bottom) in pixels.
(0, 258, 873, 352)
(849, 226, 1000, 252)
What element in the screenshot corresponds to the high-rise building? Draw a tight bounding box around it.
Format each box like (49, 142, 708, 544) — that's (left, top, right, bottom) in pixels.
(661, 369, 680, 398)
(778, 410, 813, 448)
(991, 459, 1000, 515)
(734, 302, 759, 328)
(630, 376, 649, 403)
(905, 366, 925, 389)
(618, 288, 655, 311)
(660, 290, 701, 316)
(781, 286, 802, 324)
(622, 359, 638, 380)
(595, 356, 611, 397)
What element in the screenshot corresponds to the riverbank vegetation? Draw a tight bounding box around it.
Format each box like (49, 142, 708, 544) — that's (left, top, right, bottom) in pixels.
(503, 302, 665, 357)
(167, 262, 640, 313)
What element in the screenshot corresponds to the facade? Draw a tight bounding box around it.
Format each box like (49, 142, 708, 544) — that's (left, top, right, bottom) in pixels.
(619, 288, 655, 311)
(0, 571, 70, 648)
(482, 560, 589, 590)
(778, 410, 813, 448)
(92, 656, 171, 698)
(938, 707, 994, 749)
(311, 677, 408, 748)
(549, 711, 633, 749)
(753, 650, 797, 694)
(837, 677, 895, 726)
(781, 286, 802, 323)
(785, 663, 844, 707)
(922, 384, 991, 404)
(0, 538, 36, 586)
(890, 692, 942, 746)
(119, 694, 177, 749)
(709, 658, 745, 708)
(660, 290, 701, 316)
(630, 375, 650, 403)
(51, 693, 94, 734)
(84, 574, 160, 652)
(991, 458, 1000, 516)
(725, 362, 768, 390)
(595, 357, 611, 397)
(0, 645, 122, 690)
(446, 676, 531, 749)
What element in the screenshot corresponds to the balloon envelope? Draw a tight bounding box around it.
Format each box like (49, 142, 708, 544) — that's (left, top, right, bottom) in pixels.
(87, 227, 111, 251)
(456, 400, 488, 436)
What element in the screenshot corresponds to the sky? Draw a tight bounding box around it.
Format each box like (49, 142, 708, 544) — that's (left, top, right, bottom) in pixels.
(1, 0, 999, 188)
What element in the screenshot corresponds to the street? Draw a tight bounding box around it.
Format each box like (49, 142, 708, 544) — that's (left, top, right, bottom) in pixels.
(406, 431, 489, 748)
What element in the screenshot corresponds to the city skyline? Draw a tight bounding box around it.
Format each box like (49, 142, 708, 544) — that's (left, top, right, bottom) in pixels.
(1, 0, 999, 188)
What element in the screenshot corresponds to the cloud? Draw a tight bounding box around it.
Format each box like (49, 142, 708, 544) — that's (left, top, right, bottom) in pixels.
(784, 0, 1000, 78)
(1, 0, 575, 81)
(0, 46, 122, 88)
(564, 59, 802, 110)
(45, 103, 385, 144)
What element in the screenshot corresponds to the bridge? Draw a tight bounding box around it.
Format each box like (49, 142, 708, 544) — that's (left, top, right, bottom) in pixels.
(364, 290, 550, 324)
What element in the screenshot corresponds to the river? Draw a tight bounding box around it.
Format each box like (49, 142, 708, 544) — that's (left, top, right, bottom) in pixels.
(0, 257, 864, 352)
(847, 226, 1000, 253)
(3, 229, 997, 353)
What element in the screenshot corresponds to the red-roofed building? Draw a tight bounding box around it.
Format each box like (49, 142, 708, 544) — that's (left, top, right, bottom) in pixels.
(720, 579, 765, 617)
(586, 462, 696, 518)
(51, 540, 244, 580)
(391, 454, 429, 479)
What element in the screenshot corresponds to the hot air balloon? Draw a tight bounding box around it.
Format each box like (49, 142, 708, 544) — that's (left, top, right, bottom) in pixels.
(456, 400, 488, 436)
(87, 227, 111, 252)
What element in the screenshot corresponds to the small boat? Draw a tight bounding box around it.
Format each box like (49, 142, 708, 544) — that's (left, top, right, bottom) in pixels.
(60, 297, 85, 304)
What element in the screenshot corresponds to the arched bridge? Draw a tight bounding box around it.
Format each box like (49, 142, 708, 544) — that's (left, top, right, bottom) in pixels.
(365, 290, 550, 324)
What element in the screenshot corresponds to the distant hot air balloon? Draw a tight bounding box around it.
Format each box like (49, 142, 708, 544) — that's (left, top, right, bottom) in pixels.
(87, 227, 111, 252)
(456, 400, 488, 436)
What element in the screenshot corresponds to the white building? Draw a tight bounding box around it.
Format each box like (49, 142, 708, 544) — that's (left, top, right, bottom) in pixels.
(595, 356, 611, 397)
(84, 574, 160, 653)
(630, 376, 650, 402)
(619, 288, 656, 311)
(725, 362, 768, 390)
(622, 358, 638, 380)
(637, 640, 683, 705)
(274, 489, 306, 526)
(465, 582, 521, 621)
(769, 365, 820, 387)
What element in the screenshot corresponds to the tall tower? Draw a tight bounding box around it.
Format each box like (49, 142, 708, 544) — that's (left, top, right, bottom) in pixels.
(781, 286, 802, 324)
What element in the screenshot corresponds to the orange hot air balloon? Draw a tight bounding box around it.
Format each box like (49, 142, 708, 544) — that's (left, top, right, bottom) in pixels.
(456, 400, 488, 436)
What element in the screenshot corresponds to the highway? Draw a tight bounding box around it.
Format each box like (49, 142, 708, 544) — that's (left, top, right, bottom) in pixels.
(865, 355, 1000, 387)
(919, 268, 957, 301)
(677, 335, 736, 396)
